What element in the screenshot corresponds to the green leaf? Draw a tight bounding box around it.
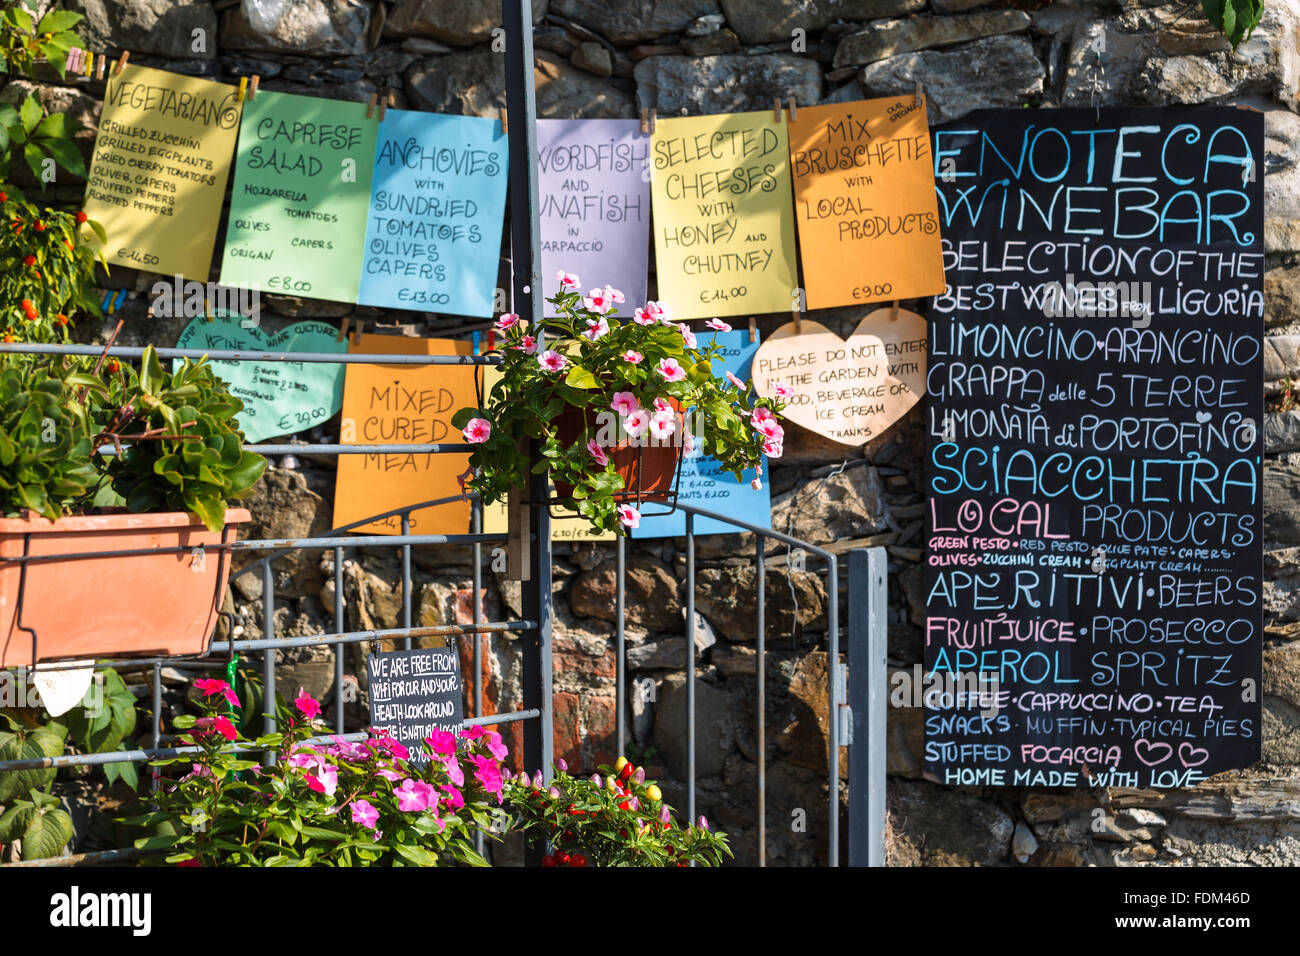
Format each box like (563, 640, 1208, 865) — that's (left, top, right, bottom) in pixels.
(38, 9, 85, 33)
(38, 136, 84, 178)
(564, 365, 599, 390)
(19, 94, 42, 134)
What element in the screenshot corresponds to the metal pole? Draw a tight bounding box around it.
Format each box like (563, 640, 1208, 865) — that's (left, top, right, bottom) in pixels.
(401, 513, 413, 651)
(334, 545, 345, 734)
(616, 533, 626, 756)
(756, 538, 766, 865)
(503, 0, 552, 867)
(848, 547, 887, 867)
(262, 558, 276, 765)
(827, 553, 839, 866)
(685, 513, 695, 832)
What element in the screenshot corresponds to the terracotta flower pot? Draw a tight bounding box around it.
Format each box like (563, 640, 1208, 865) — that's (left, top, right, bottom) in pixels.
(551, 401, 684, 505)
(0, 509, 250, 668)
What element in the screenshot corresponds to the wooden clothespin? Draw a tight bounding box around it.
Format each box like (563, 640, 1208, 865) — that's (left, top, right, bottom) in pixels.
(500, 106, 508, 134)
(83, 50, 93, 77)
(377, 89, 392, 122)
(787, 96, 798, 122)
(366, 92, 379, 119)
(747, 315, 757, 344)
(95, 52, 106, 81)
(113, 50, 129, 76)
(890, 300, 900, 321)
(773, 96, 783, 122)
(914, 80, 923, 107)
(237, 77, 248, 101)
(337, 317, 351, 342)
(248, 75, 260, 100)
(66, 48, 81, 74)
(640, 107, 656, 134)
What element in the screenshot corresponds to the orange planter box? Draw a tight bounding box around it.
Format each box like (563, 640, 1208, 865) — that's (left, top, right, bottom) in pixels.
(0, 509, 250, 668)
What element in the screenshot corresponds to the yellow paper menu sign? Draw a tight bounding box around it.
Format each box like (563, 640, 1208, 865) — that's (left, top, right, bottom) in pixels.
(787, 96, 945, 310)
(81, 64, 241, 279)
(333, 334, 475, 535)
(650, 111, 798, 319)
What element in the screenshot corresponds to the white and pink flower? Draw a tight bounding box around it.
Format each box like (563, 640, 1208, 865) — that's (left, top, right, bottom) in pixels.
(706, 318, 731, 332)
(624, 409, 651, 438)
(652, 396, 671, 414)
(755, 418, 784, 441)
(462, 417, 492, 444)
(604, 285, 625, 305)
(513, 334, 538, 354)
(587, 438, 609, 467)
(769, 380, 794, 398)
(677, 324, 697, 348)
(617, 504, 641, 529)
(622, 349, 644, 364)
(649, 411, 676, 440)
(556, 270, 580, 290)
(495, 312, 523, 331)
(538, 349, 567, 372)
(751, 476, 763, 490)
(584, 287, 614, 313)
(656, 357, 686, 382)
(583, 317, 610, 340)
(610, 391, 640, 415)
(725, 371, 746, 390)
(763, 437, 784, 458)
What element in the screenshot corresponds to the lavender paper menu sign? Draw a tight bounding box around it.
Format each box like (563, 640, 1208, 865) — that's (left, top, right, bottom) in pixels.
(537, 119, 650, 313)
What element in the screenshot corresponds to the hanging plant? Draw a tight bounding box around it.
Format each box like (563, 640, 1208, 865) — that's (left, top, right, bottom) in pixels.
(452, 274, 788, 534)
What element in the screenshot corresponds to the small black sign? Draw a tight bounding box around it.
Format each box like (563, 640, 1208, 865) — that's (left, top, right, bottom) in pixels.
(365, 646, 464, 764)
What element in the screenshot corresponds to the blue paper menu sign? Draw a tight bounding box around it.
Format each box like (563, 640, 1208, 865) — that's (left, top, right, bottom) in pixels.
(633, 330, 771, 538)
(358, 110, 508, 317)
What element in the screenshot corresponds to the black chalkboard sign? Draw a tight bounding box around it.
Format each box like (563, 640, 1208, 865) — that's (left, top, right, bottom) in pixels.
(366, 646, 464, 764)
(925, 107, 1263, 789)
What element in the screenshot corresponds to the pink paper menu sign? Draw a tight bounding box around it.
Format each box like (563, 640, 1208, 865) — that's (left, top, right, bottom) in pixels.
(536, 118, 650, 315)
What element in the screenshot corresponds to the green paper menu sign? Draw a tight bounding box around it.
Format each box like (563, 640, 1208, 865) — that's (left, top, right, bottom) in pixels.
(220, 91, 377, 302)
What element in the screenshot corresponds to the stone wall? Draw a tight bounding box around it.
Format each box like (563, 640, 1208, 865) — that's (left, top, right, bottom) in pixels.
(6, 0, 1300, 865)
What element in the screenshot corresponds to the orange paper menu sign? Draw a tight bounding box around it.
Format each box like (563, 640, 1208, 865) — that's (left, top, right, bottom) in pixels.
(787, 96, 945, 310)
(333, 334, 475, 535)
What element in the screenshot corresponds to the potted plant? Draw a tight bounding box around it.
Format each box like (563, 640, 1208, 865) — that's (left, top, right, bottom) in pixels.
(452, 273, 789, 533)
(0, 199, 265, 668)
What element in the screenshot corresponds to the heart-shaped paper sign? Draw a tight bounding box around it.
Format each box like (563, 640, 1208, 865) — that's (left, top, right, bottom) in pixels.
(174, 314, 348, 442)
(753, 307, 926, 446)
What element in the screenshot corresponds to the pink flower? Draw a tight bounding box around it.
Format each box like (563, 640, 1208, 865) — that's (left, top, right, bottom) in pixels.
(725, 371, 746, 390)
(652, 397, 671, 413)
(610, 391, 640, 415)
(485, 731, 509, 762)
(677, 324, 697, 348)
(471, 754, 504, 802)
(396, 778, 437, 812)
(350, 799, 379, 830)
(604, 285, 625, 305)
(425, 729, 457, 757)
(650, 300, 673, 322)
(751, 477, 763, 490)
(632, 307, 656, 326)
(538, 350, 567, 372)
(305, 764, 339, 797)
(195, 715, 238, 742)
(624, 409, 650, 438)
(556, 270, 580, 290)
(513, 334, 538, 354)
(374, 735, 410, 760)
(463, 417, 492, 444)
(439, 754, 465, 787)
(706, 319, 731, 332)
(751, 406, 774, 425)
(583, 317, 610, 340)
(459, 725, 486, 740)
(584, 288, 613, 313)
(194, 678, 239, 709)
(656, 358, 686, 382)
(294, 688, 321, 720)
(440, 784, 465, 810)
(622, 349, 644, 364)
(769, 380, 794, 398)
(683, 432, 696, 455)
(617, 504, 641, 529)
(587, 438, 609, 467)
(755, 418, 783, 441)
(495, 313, 523, 331)
(375, 767, 405, 782)
(763, 437, 783, 458)
(649, 411, 676, 440)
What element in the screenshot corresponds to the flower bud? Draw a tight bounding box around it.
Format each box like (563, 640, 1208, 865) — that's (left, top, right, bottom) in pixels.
(629, 796, 640, 811)
(697, 815, 709, 831)
(556, 758, 568, 772)
(659, 806, 672, 824)
(548, 786, 561, 799)
(631, 767, 645, 785)
(516, 770, 530, 786)
(532, 770, 544, 789)
(590, 773, 602, 788)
